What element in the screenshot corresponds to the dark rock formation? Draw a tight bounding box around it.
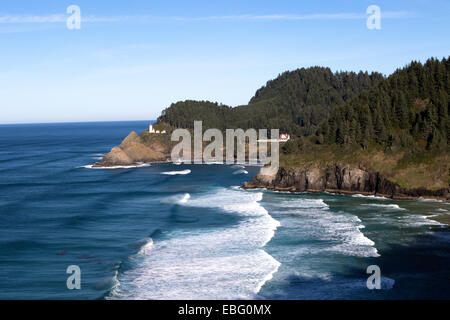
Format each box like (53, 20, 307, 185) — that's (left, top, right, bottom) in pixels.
(243, 163, 450, 201)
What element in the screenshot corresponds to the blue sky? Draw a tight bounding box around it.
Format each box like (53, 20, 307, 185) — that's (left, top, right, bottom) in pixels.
(0, 0, 449, 124)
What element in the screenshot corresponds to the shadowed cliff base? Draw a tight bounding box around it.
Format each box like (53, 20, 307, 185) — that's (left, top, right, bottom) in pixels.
(243, 143, 449, 202)
(242, 163, 449, 204)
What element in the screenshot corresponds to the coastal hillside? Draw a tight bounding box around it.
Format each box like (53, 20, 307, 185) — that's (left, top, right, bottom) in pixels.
(96, 57, 449, 200)
(93, 130, 174, 167)
(157, 67, 383, 135)
(95, 66, 383, 166)
(246, 57, 450, 199)
(317, 57, 449, 150)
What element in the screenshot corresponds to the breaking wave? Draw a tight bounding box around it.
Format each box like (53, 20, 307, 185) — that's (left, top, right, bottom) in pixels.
(109, 188, 280, 300)
(81, 163, 150, 169)
(161, 169, 191, 175)
(398, 214, 444, 227)
(232, 169, 248, 175)
(363, 203, 406, 211)
(418, 197, 443, 202)
(160, 193, 191, 205)
(268, 197, 379, 258)
(137, 238, 154, 255)
(352, 194, 388, 200)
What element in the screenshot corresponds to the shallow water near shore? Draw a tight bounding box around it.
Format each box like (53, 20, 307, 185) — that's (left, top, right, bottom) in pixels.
(0, 122, 449, 299)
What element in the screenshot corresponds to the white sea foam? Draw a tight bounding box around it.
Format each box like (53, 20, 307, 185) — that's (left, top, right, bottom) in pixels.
(137, 238, 154, 255)
(184, 189, 280, 246)
(108, 270, 120, 295)
(178, 193, 191, 203)
(292, 269, 333, 281)
(232, 169, 248, 175)
(161, 169, 191, 175)
(160, 193, 191, 205)
(267, 189, 294, 194)
(270, 197, 379, 258)
(80, 163, 150, 169)
(110, 188, 281, 300)
(275, 198, 329, 209)
(352, 194, 388, 200)
(398, 214, 443, 226)
(364, 203, 406, 211)
(111, 249, 280, 300)
(418, 197, 443, 202)
(326, 229, 379, 257)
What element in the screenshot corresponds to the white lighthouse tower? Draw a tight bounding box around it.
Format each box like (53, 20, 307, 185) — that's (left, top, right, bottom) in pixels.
(149, 124, 155, 133)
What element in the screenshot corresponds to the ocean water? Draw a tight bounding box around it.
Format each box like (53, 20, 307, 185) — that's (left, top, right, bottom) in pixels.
(0, 121, 449, 300)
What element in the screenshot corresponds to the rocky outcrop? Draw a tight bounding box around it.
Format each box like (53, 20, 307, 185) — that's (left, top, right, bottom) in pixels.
(243, 163, 450, 201)
(93, 131, 170, 167)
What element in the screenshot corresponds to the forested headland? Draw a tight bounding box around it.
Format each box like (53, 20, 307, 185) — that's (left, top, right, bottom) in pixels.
(156, 56, 450, 191)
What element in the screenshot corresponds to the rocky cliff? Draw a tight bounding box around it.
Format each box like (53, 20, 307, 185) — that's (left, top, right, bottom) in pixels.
(93, 131, 171, 167)
(243, 163, 450, 201)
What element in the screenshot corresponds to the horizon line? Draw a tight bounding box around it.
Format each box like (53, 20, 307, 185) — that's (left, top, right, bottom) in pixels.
(0, 119, 156, 126)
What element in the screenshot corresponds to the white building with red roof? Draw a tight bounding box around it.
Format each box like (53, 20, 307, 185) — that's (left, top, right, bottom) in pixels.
(279, 133, 290, 142)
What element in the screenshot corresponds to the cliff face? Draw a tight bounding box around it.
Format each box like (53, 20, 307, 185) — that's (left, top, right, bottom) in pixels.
(243, 163, 450, 201)
(93, 131, 170, 167)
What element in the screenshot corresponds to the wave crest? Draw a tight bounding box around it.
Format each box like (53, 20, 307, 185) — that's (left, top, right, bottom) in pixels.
(232, 169, 248, 175)
(160, 193, 191, 205)
(364, 203, 406, 211)
(109, 188, 280, 300)
(161, 169, 191, 175)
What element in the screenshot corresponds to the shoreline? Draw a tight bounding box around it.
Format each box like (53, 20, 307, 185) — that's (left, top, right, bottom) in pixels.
(90, 159, 266, 168)
(90, 159, 172, 168)
(89, 158, 450, 225)
(89, 160, 450, 203)
(242, 184, 450, 203)
(241, 185, 450, 225)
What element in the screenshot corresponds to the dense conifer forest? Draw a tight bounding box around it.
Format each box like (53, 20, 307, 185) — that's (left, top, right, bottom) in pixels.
(318, 57, 449, 151)
(157, 57, 449, 156)
(158, 67, 384, 135)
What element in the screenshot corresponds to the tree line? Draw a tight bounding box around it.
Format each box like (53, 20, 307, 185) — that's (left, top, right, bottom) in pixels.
(157, 67, 384, 136)
(157, 57, 449, 154)
(317, 57, 449, 152)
